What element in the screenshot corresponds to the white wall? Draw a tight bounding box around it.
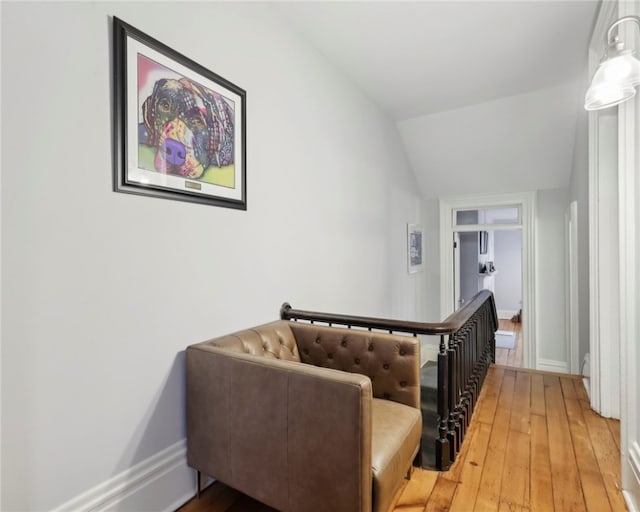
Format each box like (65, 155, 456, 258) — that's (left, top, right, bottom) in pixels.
(569, 107, 590, 365)
(0, 3, 425, 510)
(536, 188, 570, 363)
(390, 171, 431, 323)
(422, 198, 441, 321)
(494, 230, 522, 315)
(398, 82, 583, 199)
(397, 78, 577, 371)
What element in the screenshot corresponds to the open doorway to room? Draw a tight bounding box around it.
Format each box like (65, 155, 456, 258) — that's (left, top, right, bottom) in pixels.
(441, 192, 536, 369)
(493, 229, 523, 366)
(454, 225, 523, 367)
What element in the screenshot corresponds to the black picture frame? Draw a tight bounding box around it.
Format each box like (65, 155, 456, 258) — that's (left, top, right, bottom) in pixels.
(113, 17, 247, 209)
(407, 223, 424, 273)
(479, 231, 488, 254)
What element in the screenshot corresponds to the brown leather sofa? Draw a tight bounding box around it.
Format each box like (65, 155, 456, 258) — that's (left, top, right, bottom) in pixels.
(186, 320, 422, 512)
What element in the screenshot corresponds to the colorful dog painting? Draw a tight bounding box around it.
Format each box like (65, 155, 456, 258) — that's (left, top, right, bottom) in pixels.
(139, 73, 235, 180)
(114, 18, 246, 209)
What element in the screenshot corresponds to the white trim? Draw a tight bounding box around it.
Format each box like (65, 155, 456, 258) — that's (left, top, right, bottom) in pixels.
(588, 0, 621, 421)
(587, 62, 601, 414)
(626, 442, 640, 512)
(566, 201, 580, 375)
(624, 491, 639, 512)
(50, 440, 193, 512)
(446, 224, 524, 233)
(618, 1, 640, 508)
(620, 84, 640, 512)
(439, 191, 536, 370)
(537, 359, 569, 374)
(582, 377, 591, 399)
(630, 443, 640, 487)
(589, 1, 618, 53)
(497, 309, 518, 320)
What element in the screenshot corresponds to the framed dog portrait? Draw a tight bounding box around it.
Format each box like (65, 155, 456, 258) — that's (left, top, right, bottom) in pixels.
(407, 224, 424, 274)
(113, 17, 246, 209)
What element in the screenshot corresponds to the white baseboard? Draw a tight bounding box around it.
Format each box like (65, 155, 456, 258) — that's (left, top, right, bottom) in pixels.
(624, 491, 639, 512)
(51, 440, 193, 512)
(497, 309, 519, 319)
(623, 442, 640, 511)
(536, 358, 569, 374)
(630, 442, 640, 488)
(582, 377, 591, 399)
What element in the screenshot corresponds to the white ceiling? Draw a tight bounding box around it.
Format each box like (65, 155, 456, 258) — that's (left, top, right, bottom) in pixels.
(274, 1, 600, 198)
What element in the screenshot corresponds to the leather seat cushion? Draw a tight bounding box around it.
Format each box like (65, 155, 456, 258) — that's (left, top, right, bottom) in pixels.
(371, 398, 422, 512)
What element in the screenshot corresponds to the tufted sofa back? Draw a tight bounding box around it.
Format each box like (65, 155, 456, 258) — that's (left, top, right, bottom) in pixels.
(290, 322, 420, 409)
(200, 321, 301, 361)
(202, 320, 420, 410)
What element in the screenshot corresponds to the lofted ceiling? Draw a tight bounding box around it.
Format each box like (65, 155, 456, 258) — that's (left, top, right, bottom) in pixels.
(274, 1, 600, 198)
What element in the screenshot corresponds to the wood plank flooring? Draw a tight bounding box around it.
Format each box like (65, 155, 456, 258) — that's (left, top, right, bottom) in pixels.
(495, 319, 523, 368)
(178, 366, 624, 512)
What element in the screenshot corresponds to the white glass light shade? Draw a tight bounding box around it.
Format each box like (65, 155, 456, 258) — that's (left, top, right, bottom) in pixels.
(597, 52, 640, 86)
(585, 82, 636, 110)
(585, 51, 640, 110)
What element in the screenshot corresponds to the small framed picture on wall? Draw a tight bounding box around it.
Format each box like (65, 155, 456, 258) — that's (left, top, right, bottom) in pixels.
(479, 230, 489, 254)
(407, 223, 424, 274)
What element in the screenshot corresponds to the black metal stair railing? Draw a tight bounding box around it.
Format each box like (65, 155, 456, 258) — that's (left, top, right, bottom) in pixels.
(280, 290, 499, 470)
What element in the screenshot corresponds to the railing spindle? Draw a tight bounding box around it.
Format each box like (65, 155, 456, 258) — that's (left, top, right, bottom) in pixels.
(436, 335, 451, 470)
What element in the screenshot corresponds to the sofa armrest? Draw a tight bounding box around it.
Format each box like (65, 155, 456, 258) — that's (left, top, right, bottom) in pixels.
(186, 345, 373, 512)
(289, 323, 421, 410)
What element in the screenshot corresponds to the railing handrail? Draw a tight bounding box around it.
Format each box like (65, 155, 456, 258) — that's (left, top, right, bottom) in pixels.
(280, 289, 498, 336)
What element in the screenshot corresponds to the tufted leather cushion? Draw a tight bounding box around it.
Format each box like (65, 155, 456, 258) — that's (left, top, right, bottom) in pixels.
(289, 322, 420, 409)
(198, 321, 301, 362)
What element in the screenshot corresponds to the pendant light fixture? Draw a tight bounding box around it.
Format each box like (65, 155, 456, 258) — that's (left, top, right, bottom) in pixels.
(584, 16, 640, 111)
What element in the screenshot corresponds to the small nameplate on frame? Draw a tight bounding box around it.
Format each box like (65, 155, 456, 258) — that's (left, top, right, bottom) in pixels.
(185, 181, 202, 191)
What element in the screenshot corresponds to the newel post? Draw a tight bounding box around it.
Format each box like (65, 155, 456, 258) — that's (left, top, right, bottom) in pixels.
(435, 335, 451, 470)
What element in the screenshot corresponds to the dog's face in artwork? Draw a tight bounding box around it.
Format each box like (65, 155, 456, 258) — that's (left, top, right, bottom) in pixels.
(142, 78, 234, 179)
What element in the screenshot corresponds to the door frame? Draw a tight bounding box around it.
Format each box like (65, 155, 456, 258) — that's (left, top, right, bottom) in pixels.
(439, 191, 536, 369)
(617, 1, 640, 508)
(588, 0, 621, 420)
(453, 232, 461, 309)
(566, 201, 580, 374)
(587, 0, 640, 507)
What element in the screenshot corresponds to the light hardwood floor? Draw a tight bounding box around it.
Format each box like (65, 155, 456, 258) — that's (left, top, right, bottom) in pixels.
(179, 366, 625, 512)
(495, 318, 523, 368)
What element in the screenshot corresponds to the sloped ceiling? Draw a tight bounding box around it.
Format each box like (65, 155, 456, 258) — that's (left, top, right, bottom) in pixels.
(275, 1, 600, 197)
(398, 82, 583, 198)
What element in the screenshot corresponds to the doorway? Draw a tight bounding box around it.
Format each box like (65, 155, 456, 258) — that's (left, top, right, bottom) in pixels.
(440, 192, 536, 369)
(453, 226, 523, 367)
